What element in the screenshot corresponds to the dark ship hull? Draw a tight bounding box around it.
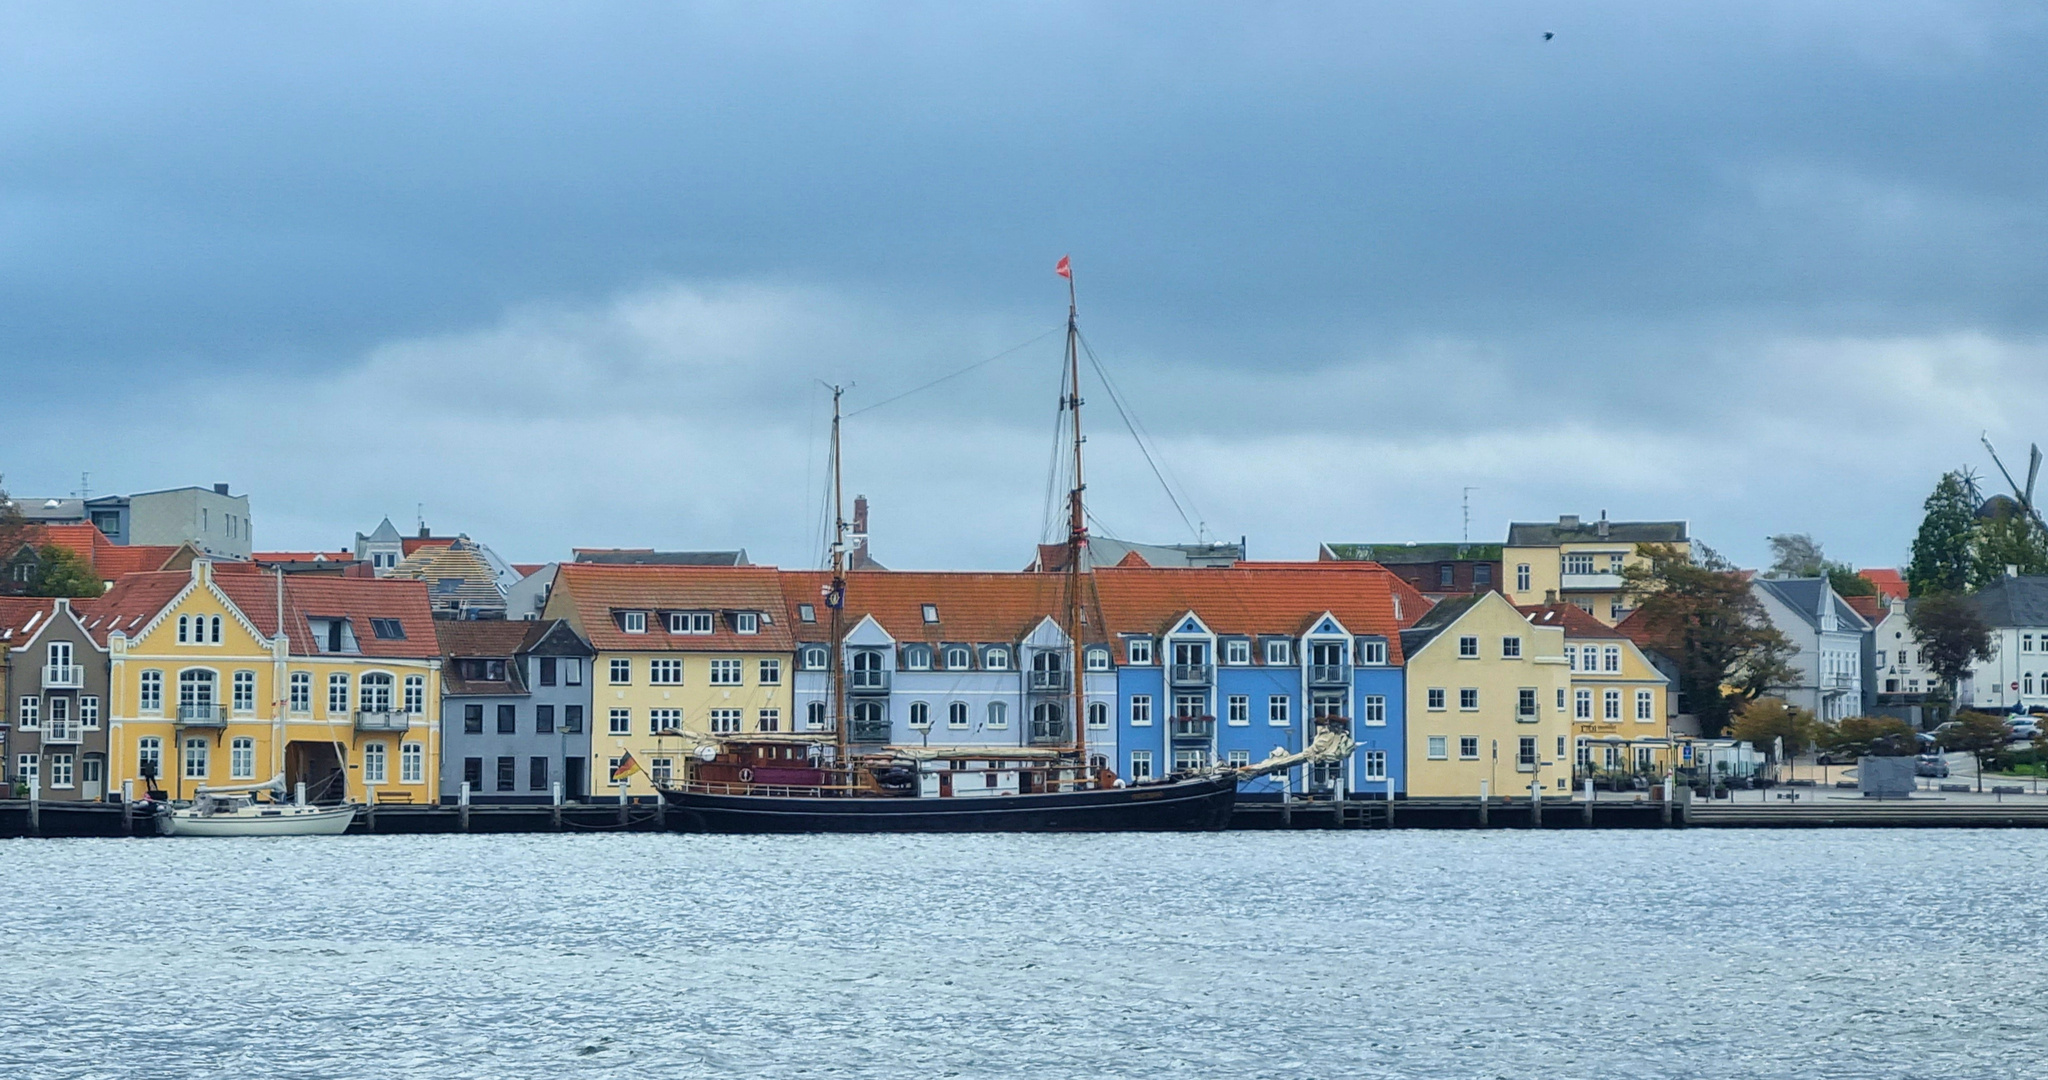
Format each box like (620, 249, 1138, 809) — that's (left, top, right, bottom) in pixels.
(661, 772, 1237, 834)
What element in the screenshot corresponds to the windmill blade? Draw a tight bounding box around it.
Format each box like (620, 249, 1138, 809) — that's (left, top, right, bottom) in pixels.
(1984, 433, 2026, 504)
(2027, 444, 2041, 509)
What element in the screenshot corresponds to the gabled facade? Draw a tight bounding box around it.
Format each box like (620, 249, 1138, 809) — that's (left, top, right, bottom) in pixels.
(1522, 603, 1671, 781)
(436, 619, 595, 803)
(3, 598, 112, 800)
(1502, 513, 1690, 625)
(1751, 576, 1870, 722)
(1097, 564, 1415, 799)
(1957, 575, 2048, 712)
(542, 564, 794, 799)
(1402, 590, 1572, 798)
(85, 562, 442, 804)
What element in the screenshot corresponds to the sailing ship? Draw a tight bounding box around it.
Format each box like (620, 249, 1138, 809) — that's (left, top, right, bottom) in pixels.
(658, 259, 1332, 832)
(157, 776, 358, 837)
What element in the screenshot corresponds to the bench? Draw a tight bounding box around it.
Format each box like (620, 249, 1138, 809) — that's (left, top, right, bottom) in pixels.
(1938, 783, 1971, 793)
(1992, 786, 2026, 795)
(373, 791, 416, 805)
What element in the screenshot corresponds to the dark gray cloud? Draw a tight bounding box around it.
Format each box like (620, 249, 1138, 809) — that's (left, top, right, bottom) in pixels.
(2, 2, 2044, 570)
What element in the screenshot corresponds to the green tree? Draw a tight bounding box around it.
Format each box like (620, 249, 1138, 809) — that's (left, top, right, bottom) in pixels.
(1939, 711, 2012, 792)
(1727, 697, 1819, 760)
(1821, 715, 1920, 758)
(28, 544, 101, 598)
(1907, 472, 1976, 597)
(1826, 565, 1876, 597)
(1910, 591, 1993, 704)
(1623, 543, 1801, 738)
(1766, 533, 1826, 577)
(1968, 507, 2048, 589)
(0, 475, 29, 593)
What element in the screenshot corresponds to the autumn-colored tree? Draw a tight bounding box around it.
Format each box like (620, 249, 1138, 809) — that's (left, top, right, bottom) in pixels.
(1623, 543, 1800, 737)
(1910, 591, 1993, 704)
(1820, 715, 1920, 758)
(1727, 697, 1819, 760)
(1939, 711, 2013, 792)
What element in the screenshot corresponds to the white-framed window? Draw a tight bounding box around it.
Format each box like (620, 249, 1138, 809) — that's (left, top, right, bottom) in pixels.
(1173, 748, 1209, 772)
(1226, 750, 1251, 768)
(1268, 695, 1291, 725)
(1363, 695, 1386, 726)
(758, 659, 782, 685)
(621, 611, 647, 634)
(183, 737, 209, 780)
(230, 737, 256, 780)
(401, 742, 424, 784)
(1575, 689, 1592, 719)
(1564, 645, 1579, 672)
(1128, 750, 1154, 781)
(327, 673, 349, 716)
(1603, 646, 1621, 673)
(609, 708, 631, 735)
(1358, 639, 1387, 665)
(177, 614, 190, 644)
(1126, 638, 1153, 665)
(807, 701, 828, 730)
(232, 670, 257, 715)
(1603, 689, 1622, 721)
(47, 752, 73, 789)
(944, 645, 971, 669)
(758, 708, 781, 733)
(1227, 695, 1250, 725)
(1501, 636, 1521, 659)
(1459, 736, 1480, 760)
(1565, 553, 1595, 575)
(987, 701, 1009, 729)
(357, 672, 393, 713)
(709, 709, 742, 735)
(140, 670, 163, 714)
(404, 675, 425, 714)
(1459, 688, 1478, 710)
(650, 758, 673, 786)
(610, 658, 631, 684)
(904, 646, 932, 671)
(1264, 639, 1289, 665)
(649, 659, 684, 685)
(562, 658, 582, 685)
(650, 708, 683, 734)
(909, 702, 931, 729)
(1636, 689, 1655, 721)
(984, 648, 1009, 671)
(17, 697, 38, 730)
(1088, 701, 1109, 729)
(16, 754, 38, 786)
(210, 615, 222, 644)
(1517, 688, 1538, 719)
(136, 738, 162, 780)
(1458, 636, 1478, 658)
(80, 696, 100, 729)
(949, 702, 970, 729)
(288, 671, 311, 714)
(362, 742, 387, 784)
(1427, 735, 1448, 760)
(1426, 688, 1445, 711)
(1516, 563, 1531, 591)
(735, 612, 759, 635)
(1225, 640, 1251, 665)
(709, 659, 743, 686)
(1085, 647, 1110, 672)
(1363, 750, 1386, 781)
(921, 604, 939, 623)
(1129, 695, 1152, 726)
(2027, 634, 2037, 653)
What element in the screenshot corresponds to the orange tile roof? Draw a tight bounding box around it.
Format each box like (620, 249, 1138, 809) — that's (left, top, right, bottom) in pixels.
(0, 597, 59, 643)
(254, 550, 357, 563)
(401, 536, 457, 556)
(82, 565, 438, 657)
(552, 563, 796, 652)
(1843, 594, 1885, 623)
(1095, 564, 1413, 663)
(1518, 602, 1624, 639)
(779, 570, 1095, 645)
(1859, 568, 1908, 601)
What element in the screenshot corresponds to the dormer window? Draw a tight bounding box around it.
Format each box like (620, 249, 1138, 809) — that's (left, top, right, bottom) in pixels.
(621, 611, 647, 634)
(1225, 640, 1251, 665)
(921, 604, 939, 623)
(904, 645, 932, 671)
(665, 612, 714, 634)
(984, 647, 1010, 671)
(1085, 646, 1110, 671)
(735, 612, 759, 635)
(1126, 638, 1153, 665)
(798, 604, 816, 623)
(944, 645, 971, 670)
(802, 645, 829, 669)
(309, 617, 359, 654)
(1264, 639, 1290, 665)
(1358, 638, 1387, 665)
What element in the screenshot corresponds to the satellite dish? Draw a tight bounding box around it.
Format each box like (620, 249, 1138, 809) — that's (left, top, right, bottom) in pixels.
(44, 499, 61, 508)
(694, 745, 717, 762)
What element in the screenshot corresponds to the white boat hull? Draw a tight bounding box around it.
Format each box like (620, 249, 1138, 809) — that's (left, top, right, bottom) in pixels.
(158, 803, 358, 837)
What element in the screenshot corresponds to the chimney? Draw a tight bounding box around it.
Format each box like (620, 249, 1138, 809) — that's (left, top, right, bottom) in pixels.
(213, 483, 230, 495)
(2008, 564, 2020, 578)
(1544, 589, 1558, 605)
(419, 523, 431, 539)
(1558, 514, 1580, 528)
(1597, 510, 1610, 539)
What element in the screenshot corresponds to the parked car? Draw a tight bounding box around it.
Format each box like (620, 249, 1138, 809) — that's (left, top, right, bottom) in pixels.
(1816, 752, 1855, 766)
(2007, 721, 2042, 742)
(1915, 754, 1950, 778)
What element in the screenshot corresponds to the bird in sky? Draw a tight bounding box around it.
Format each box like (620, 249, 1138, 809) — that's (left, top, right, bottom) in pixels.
(1543, 31, 1555, 40)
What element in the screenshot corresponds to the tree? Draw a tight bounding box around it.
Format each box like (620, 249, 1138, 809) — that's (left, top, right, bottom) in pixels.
(1623, 543, 1801, 738)
(0, 475, 29, 596)
(27, 544, 100, 598)
(1767, 534, 1826, 578)
(1821, 715, 1920, 758)
(1910, 591, 1993, 703)
(1907, 472, 1976, 597)
(1968, 506, 2048, 589)
(1727, 697, 1819, 760)
(1939, 711, 2012, 792)
(1826, 565, 1876, 597)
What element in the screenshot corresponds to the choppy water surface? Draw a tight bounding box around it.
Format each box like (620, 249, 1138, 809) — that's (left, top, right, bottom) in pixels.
(3, 830, 2045, 1079)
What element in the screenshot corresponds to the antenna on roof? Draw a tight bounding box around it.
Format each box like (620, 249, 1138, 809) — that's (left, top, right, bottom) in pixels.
(76, 472, 90, 500)
(1461, 487, 1478, 544)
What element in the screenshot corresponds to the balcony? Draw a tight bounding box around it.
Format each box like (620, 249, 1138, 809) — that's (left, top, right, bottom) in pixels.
(1559, 571, 1624, 592)
(1307, 664, 1350, 688)
(1169, 663, 1213, 687)
(42, 720, 82, 745)
(848, 669, 891, 694)
(1028, 717, 1071, 745)
(1169, 715, 1214, 740)
(1822, 673, 1857, 691)
(1028, 669, 1070, 693)
(42, 665, 84, 688)
(849, 716, 891, 743)
(355, 710, 412, 732)
(177, 704, 226, 726)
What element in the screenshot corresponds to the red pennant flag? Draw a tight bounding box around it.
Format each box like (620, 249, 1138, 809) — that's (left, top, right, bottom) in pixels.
(1055, 255, 1072, 279)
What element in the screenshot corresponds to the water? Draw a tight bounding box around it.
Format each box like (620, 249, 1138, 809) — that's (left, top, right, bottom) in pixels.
(2, 831, 2044, 1079)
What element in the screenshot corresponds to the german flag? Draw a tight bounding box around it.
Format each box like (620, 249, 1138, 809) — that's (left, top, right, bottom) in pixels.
(610, 752, 641, 782)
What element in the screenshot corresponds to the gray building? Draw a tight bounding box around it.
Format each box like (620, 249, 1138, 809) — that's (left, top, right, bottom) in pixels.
(1752, 576, 1872, 722)
(1957, 574, 2048, 714)
(436, 619, 594, 803)
(3, 598, 114, 801)
(4, 485, 251, 559)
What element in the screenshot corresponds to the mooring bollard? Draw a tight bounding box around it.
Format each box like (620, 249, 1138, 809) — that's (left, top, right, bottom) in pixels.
(1661, 775, 1674, 827)
(551, 781, 563, 831)
(617, 781, 629, 826)
(458, 781, 471, 832)
(1384, 775, 1397, 829)
(121, 779, 135, 836)
(28, 776, 41, 838)
(1530, 779, 1543, 829)
(1582, 778, 1594, 826)
(364, 792, 377, 833)
(1478, 780, 1489, 828)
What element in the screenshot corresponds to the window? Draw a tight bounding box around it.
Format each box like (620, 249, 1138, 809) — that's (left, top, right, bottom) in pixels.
(1427, 688, 1445, 711)
(498, 705, 516, 734)
(904, 647, 931, 671)
(1225, 640, 1251, 666)
(1088, 702, 1109, 729)
(1175, 693, 1206, 718)
(359, 672, 393, 713)
(1459, 736, 1479, 760)
(610, 658, 632, 684)
(984, 648, 1009, 671)
(140, 670, 163, 714)
(47, 753, 73, 789)
(1264, 639, 1289, 665)
(183, 738, 209, 780)
(1363, 695, 1386, 726)
(1636, 689, 1655, 721)
(710, 709, 742, 735)
(230, 737, 255, 780)
(759, 659, 782, 685)
(1558, 735, 1568, 758)
(1516, 563, 1531, 591)
(17, 697, 38, 730)
(758, 708, 781, 733)
(949, 702, 970, 729)
(564, 706, 584, 733)
(1517, 736, 1537, 767)
(370, 618, 405, 640)
(1312, 691, 1345, 718)
(137, 737, 162, 781)
(979, 700, 1006, 730)
(649, 659, 684, 685)
(673, 612, 713, 634)
(1085, 647, 1110, 672)
(709, 659, 743, 686)
(464, 704, 483, 733)
(921, 604, 940, 623)
(1268, 696, 1291, 725)
(80, 696, 99, 729)
(1459, 688, 1478, 711)
(1575, 689, 1592, 719)
(463, 758, 483, 791)
(363, 742, 388, 784)
(1610, 601, 1625, 622)
(909, 702, 931, 729)
(497, 756, 516, 792)
(735, 612, 759, 634)
(944, 645, 971, 669)
(650, 709, 683, 734)
(1564, 553, 1595, 575)
(1474, 564, 1492, 585)
(404, 675, 425, 714)
(46, 696, 67, 734)
(1427, 736, 1448, 760)
(534, 656, 557, 686)
(798, 603, 816, 623)
(807, 701, 828, 730)
(1126, 638, 1153, 665)
(648, 757, 672, 787)
(179, 669, 217, 713)
(536, 705, 555, 734)
(1359, 639, 1386, 666)
(289, 672, 311, 714)
(1129, 695, 1152, 726)
(530, 756, 551, 791)
(1603, 689, 1622, 721)
(177, 615, 190, 644)
(1227, 695, 1250, 725)
(1129, 751, 1154, 781)
(1363, 751, 1387, 781)
(1458, 636, 1478, 658)
(564, 659, 582, 686)
(401, 743, 424, 784)
(1439, 564, 1456, 588)
(1227, 750, 1252, 769)
(1501, 636, 1521, 659)
(328, 673, 349, 716)
(16, 754, 37, 786)
(1564, 645, 1579, 672)
(621, 611, 646, 634)
(1603, 646, 1621, 673)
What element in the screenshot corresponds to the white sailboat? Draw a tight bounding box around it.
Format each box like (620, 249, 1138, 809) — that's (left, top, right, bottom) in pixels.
(157, 775, 358, 837)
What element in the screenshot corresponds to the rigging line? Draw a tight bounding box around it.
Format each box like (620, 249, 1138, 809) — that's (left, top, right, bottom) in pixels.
(1080, 329, 1210, 537)
(845, 323, 1066, 418)
(1075, 331, 1202, 541)
(1038, 353, 1073, 548)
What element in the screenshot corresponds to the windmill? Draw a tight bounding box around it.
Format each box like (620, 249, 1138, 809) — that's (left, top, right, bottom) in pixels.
(1981, 433, 2046, 533)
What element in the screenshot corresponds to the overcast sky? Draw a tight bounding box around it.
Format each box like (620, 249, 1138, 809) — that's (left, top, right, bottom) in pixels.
(4, 2, 2045, 571)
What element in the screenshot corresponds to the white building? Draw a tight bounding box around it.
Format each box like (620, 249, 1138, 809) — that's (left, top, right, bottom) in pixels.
(1958, 574, 2048, 713)
(1752, 577, 1871, 722)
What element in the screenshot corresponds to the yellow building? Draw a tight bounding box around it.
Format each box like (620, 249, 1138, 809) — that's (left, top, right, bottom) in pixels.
(1502, 513, 1690, 626)
(1401, 590, 1573, 798)
(543, 563, 794, 799)
(88, 562, 442, 804)
(1521, 603, 1671, 782)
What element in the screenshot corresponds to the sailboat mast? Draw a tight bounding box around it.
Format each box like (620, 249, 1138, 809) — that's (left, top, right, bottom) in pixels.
(827, 384, 849, 766)
(1063, 266, 1088, 768)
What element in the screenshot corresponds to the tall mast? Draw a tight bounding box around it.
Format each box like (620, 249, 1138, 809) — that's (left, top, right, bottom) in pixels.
(827, 384, 849, 764)
(1062, 262, 1088, 768)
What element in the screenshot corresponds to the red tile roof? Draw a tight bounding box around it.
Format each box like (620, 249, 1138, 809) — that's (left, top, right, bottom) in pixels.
(1518, 602, 1624, 639)
(511, 563, 546, 579)
(1095, 564, 1414, 663)
(401, 537, 457, 556)
(1859, 568, 1908, 601)
(254, 550, 358, 564)
(0, 597, 59, 644)
(1843, 594, 1885, 623)
(82, 565, 438, 657)
(551, 564, 795, 652)
(779, 570, 1095, 645)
